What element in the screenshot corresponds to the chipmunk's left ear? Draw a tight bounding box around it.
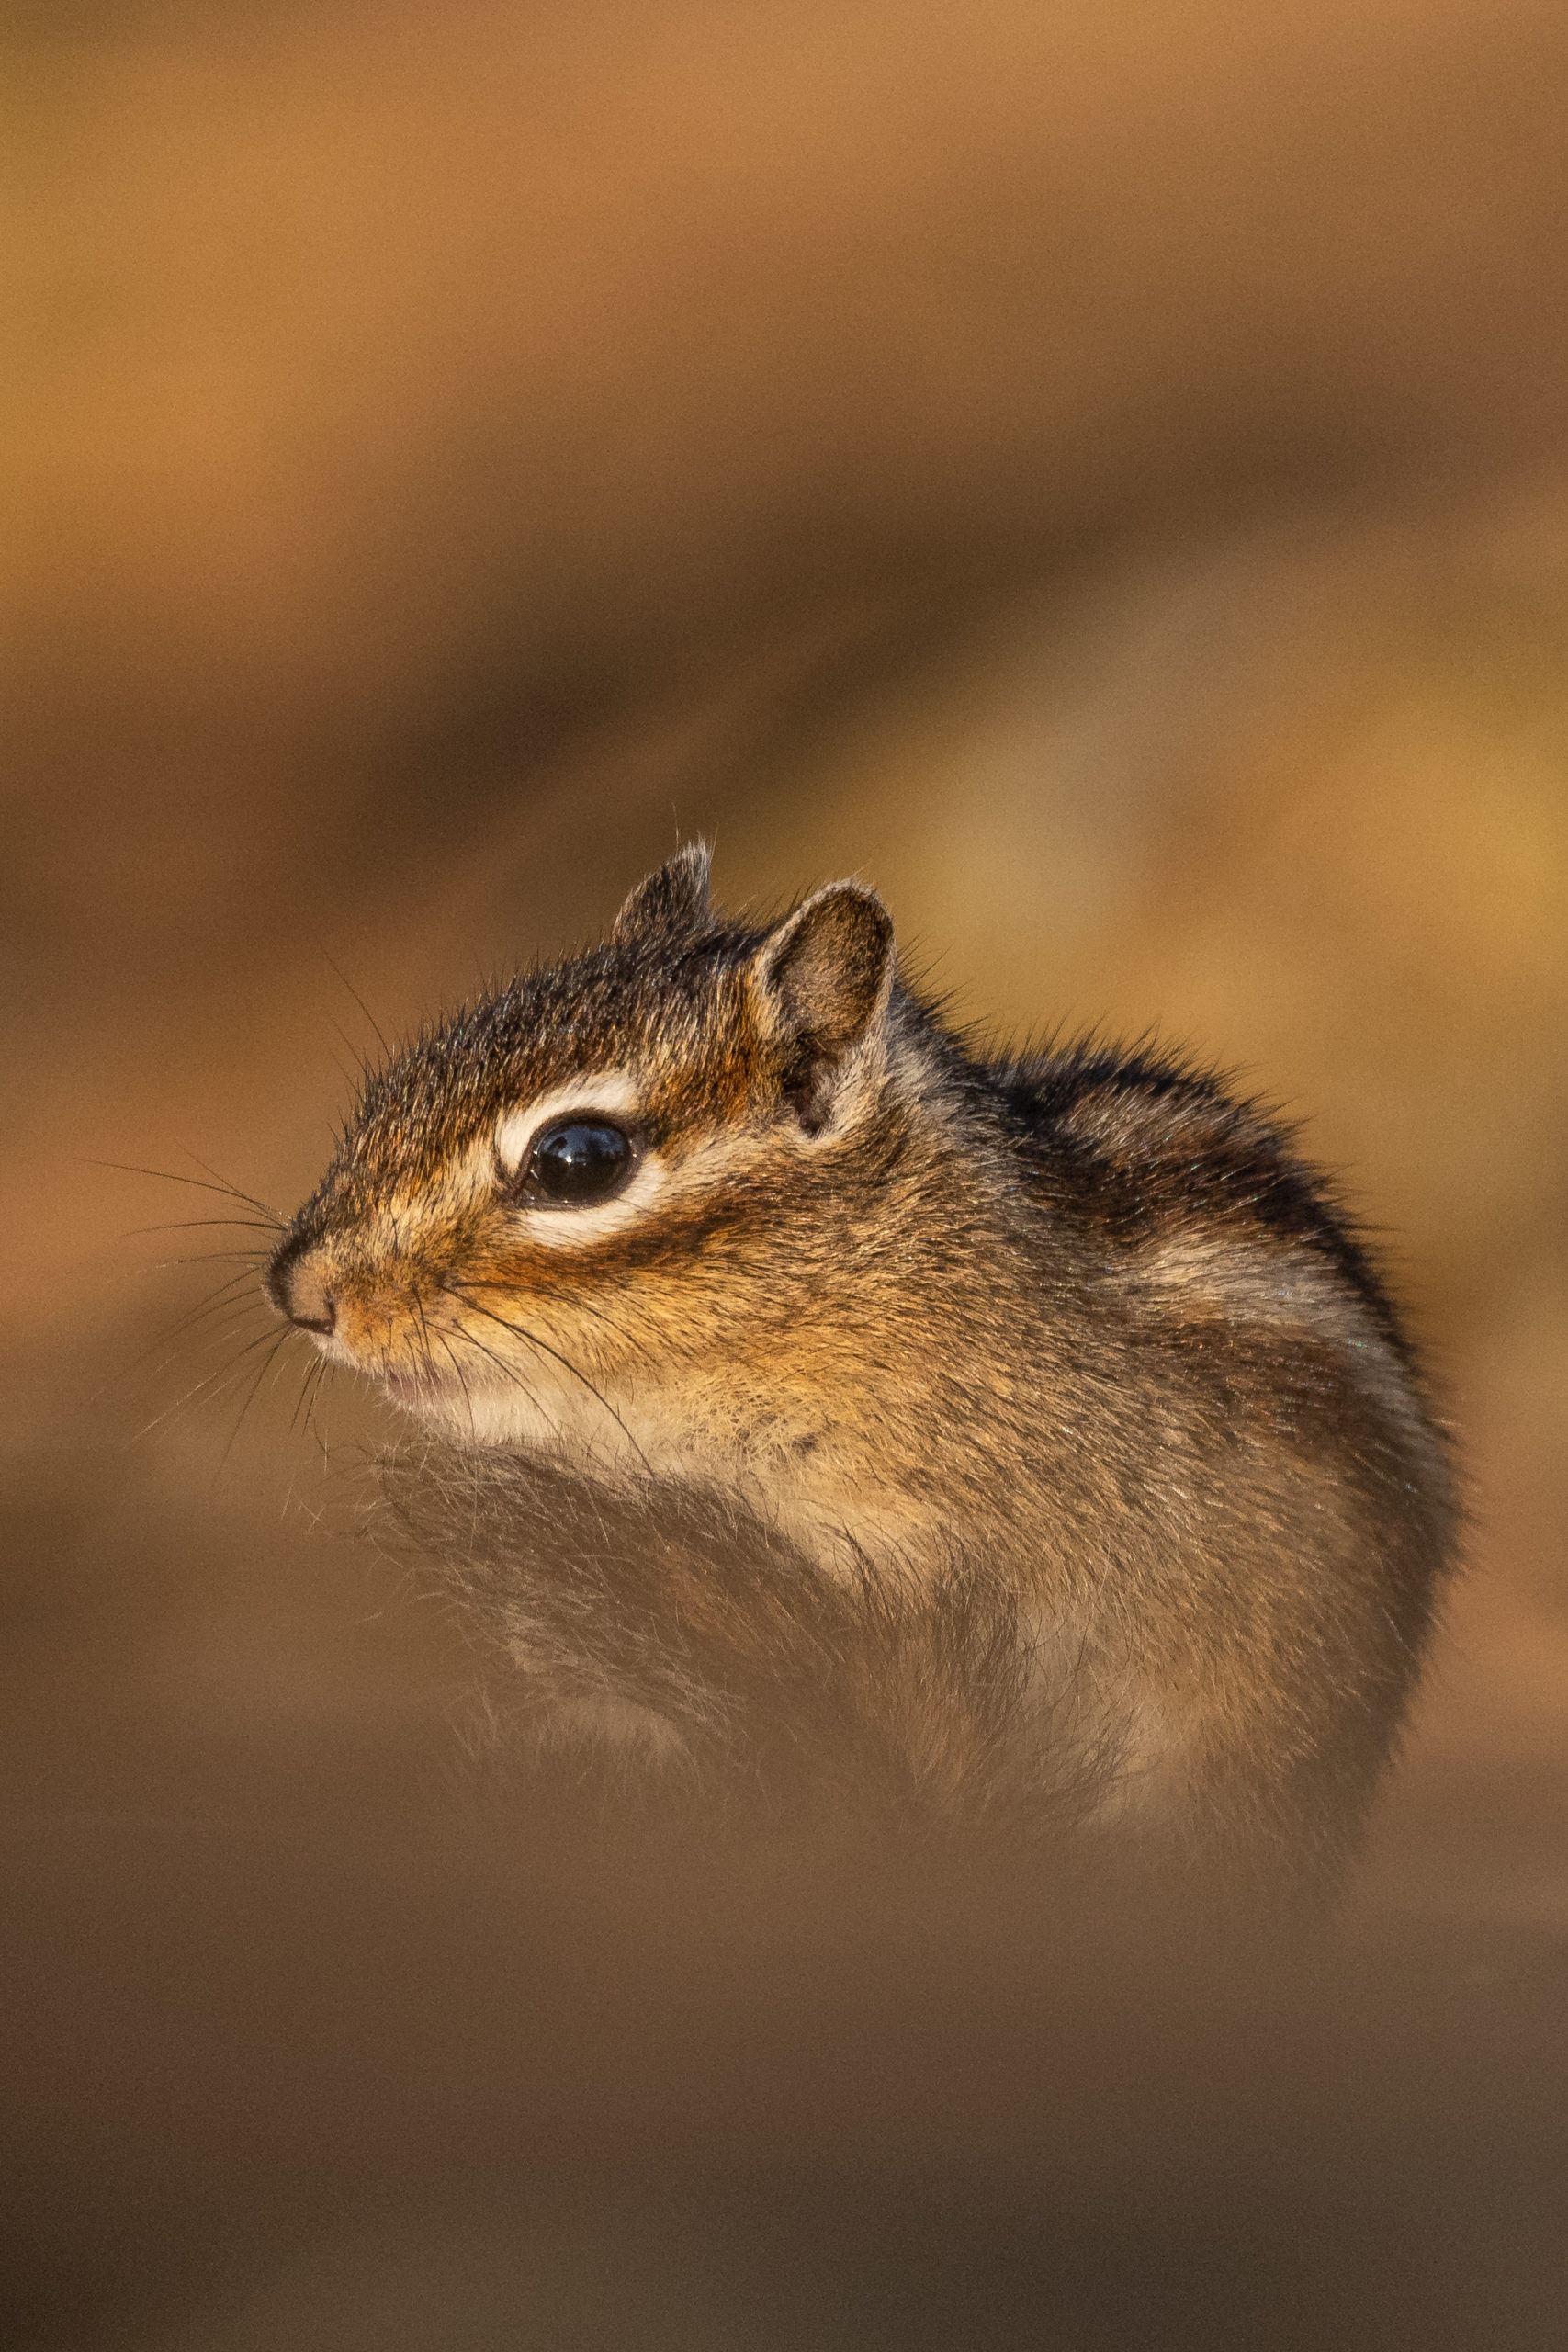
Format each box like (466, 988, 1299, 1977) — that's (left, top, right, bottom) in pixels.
(750, 882, 895, 1134)
(613, 842, 712, 946)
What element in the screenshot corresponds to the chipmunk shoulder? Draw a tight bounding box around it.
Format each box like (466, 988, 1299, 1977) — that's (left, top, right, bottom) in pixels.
(267, 846, 1457, 1874)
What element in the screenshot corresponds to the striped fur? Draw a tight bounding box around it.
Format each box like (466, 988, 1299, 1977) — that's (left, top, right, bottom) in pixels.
(268, 846, 1457, 1887)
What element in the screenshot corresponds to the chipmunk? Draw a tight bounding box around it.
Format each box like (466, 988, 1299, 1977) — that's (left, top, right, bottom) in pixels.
(267, 845, 1456, 1883)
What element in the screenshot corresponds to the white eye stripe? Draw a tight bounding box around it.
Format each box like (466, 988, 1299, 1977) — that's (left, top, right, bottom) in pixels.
(492, 1073, 643, 1178)
(491, 1073, 666, 1250)
(484, 1072, 778, 1255)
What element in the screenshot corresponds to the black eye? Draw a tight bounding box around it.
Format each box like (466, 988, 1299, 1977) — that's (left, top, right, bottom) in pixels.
(520, 1118, 636, 1208)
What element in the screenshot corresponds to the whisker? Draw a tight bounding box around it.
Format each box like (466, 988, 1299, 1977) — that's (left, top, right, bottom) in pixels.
(409, 1285, 435, 1370)
(214, 1328, 295, 1481)
(554, 1292, 659, 1370)
(446, 1283, 652, 1474)
(281, 1353, 334, 1515)
(144, 1251, 272, 1269)
(162, 1264, 261, 1307)
(409, 1289, 464, 1435)
(86, 1159, 284, 1224)
(325, 1014, 372, 1083)
(175, 1148, 283, 1224)
(113, 1277, 271, 1381)
(125, 1218, 283, 1238)
(409, 1288, 447, 1398)
(457, 1273, 658, 1370)
(435, 1330, 479, 1443)
(288, 1353, 321, 1441)
(156, 1295, 273, 1355)
(179, 1317, 287, 1383)
(130, 1324, 288, 1441)
(317, 944, 394, 1063)
(290, 1356, 333, 1455)
(446, 1323, 568, 1454)
(447, 1321, 546, 1411)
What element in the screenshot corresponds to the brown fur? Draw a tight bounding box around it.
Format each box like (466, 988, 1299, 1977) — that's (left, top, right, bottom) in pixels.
(268, 846, 1457, 1887)
(368, 1440, 1123, 1846)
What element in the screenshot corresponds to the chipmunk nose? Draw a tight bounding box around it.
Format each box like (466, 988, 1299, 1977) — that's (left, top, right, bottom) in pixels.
(266, 1233, 336, 1334)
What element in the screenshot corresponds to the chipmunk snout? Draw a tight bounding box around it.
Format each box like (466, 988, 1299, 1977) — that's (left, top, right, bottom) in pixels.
(266, 1233, 336, 1334)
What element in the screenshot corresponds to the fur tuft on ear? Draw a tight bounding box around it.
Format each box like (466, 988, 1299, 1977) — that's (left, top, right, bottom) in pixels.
(752, 882, 895, 1131)
(612, 842, 713, 946)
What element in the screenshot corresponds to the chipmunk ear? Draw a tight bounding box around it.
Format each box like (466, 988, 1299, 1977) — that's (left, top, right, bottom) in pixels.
(751, 882, 895, 1133)
(612, 842, 712, 946)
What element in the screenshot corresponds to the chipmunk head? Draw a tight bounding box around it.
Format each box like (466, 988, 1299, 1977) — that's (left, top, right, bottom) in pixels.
(266, 847, 914, 1457)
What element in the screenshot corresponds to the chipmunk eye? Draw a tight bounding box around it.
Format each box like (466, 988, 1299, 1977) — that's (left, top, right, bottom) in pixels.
(520, 1118, 636, 1208)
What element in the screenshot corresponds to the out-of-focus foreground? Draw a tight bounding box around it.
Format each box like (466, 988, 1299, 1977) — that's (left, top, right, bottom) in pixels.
(5, 5, 1567, 2345)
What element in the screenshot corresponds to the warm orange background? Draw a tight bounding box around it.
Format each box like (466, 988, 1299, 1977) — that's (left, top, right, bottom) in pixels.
(5, 6, 1566, 2343)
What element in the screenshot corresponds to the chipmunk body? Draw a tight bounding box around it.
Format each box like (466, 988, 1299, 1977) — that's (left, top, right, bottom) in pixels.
(269, 847, 1455, 1879)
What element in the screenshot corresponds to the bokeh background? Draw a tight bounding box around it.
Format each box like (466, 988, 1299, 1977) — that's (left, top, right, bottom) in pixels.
(5, 4, 1567, 2344)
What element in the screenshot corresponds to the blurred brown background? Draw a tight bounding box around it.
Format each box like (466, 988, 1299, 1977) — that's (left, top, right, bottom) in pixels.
(5, 4, 1567, 2345)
